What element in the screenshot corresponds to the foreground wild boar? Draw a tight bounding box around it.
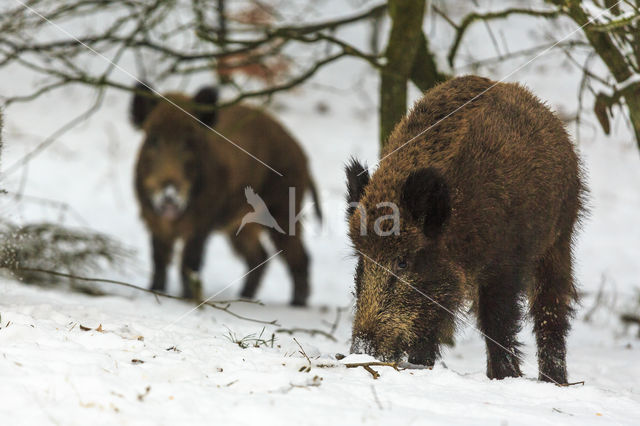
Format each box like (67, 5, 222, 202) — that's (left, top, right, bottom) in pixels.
(346, 76, 584, 384)
(131, 83, 321, 306)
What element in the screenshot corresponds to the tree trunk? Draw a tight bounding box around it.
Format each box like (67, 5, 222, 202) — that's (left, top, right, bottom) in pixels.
(624, 88, 640, 148)
(216, 0, 232, 85)
(410, 31, 448, 92)
(379, 0, 426, 148)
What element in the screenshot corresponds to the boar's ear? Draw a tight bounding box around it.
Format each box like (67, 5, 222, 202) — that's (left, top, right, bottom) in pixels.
(193, 86, 219, 126)
(401, 168, 450, 238)
(345, 158, 370, 218)
(130, 82, 158, 129)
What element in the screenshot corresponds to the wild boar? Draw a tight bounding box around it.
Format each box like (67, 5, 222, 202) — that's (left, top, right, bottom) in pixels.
(346, 75, 584, 384)
(130, 83, 321, 306)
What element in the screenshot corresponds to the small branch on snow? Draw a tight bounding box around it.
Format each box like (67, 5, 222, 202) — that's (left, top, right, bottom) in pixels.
(362, 365, 380, 379)
(344, 361, 401, 370)
(293, 337, 312, 373)
(556, 381, 585, 387)
(316, 361, 402, 380)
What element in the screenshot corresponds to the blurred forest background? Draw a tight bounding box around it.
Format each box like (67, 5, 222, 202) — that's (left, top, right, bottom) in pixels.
(0, 0, 639, 329)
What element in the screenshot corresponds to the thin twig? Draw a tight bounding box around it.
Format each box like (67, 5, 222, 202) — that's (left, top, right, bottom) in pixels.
(557, 381, 585, 387)
(447, 7, 561, 67)
(1, 89, 105, 179)
(293, 337, 312, 373)
(315, 361, 401, 380)
(276, 328, 337, 342)
(9, 266, 279, 326)
(344, 361, 400, 371)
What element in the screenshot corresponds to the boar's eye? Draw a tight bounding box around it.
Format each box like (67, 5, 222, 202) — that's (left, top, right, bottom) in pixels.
(395, 257, 408, 271)
(145, 135, 159, 148)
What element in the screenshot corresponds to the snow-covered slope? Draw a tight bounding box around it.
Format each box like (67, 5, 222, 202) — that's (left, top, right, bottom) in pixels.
(1, 278, 639, 425)
(0, 0, 639, 424)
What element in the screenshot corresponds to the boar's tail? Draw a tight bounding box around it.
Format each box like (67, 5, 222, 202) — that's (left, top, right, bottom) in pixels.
(307, 174, 323, 223)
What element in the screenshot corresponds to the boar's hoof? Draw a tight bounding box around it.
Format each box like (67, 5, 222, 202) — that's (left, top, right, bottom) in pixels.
(182, 280, 203, 301)
(487, 355, 522, 380)
(290, 298, 307, 307)
(408, 355, 435, 368)
(538, 360, 567, 384)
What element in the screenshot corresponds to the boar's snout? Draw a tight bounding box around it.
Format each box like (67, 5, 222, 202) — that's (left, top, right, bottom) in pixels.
(350, 329, 405, 362)
(350, 335, 376, 357)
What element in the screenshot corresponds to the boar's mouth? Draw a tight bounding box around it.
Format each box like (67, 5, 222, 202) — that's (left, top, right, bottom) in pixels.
(156, 200, 184, 220)
(350, 334, 407, 363)
(151, 187, 188, 221)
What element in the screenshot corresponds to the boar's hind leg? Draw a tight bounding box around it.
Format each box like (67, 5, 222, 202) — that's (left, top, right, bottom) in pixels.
(181, 233, 208, 300)
(477, 268, 524, 380)
(532, 235, 576, 384)
(229, 226, 268, 301)
(268, 230, 310, 307)
(150, 235, 174, 293)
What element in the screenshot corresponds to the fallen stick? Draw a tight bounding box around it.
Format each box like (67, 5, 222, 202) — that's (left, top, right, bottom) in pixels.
(12, 267, 279, 326)
(314, 361, 401, 379)
(345, 362, 400, 379)
(362, 365, 380, 379)
(344, 361, 400, 371)
(557, 381, 585, 387)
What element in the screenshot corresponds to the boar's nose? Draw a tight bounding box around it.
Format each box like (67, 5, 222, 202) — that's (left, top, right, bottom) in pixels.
(350, 335, 375, 356)
(162, 181, 179, 196)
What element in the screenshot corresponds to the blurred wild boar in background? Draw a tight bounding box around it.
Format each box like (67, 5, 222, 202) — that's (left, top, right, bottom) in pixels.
(131, 83, 321, 306)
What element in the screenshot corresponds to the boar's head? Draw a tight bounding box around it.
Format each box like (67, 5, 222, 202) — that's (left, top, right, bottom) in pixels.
(346, 159, 459, 366)
(130, 83, 218, 221)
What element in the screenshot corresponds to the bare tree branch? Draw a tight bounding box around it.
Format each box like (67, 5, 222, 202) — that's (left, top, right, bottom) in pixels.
(447, 7, 561, 67)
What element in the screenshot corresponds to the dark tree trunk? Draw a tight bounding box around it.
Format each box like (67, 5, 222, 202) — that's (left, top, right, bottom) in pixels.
(216, 0, 232, 85)
(410, 31, 448, 93)
(379, 0, 426, 148)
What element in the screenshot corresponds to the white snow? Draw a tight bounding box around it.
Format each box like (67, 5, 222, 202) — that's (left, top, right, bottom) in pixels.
(0, 0, 639, 425)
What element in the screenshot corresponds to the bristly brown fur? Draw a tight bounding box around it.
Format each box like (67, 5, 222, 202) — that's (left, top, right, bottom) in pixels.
(347, 75, 585, 384)
(131, 85, 322, 306)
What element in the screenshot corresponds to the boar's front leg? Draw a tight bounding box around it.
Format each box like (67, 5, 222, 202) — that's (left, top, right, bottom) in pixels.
(408, 314, 456, 367)
(477, 268, 524, 380)
(408, 336, 439, 367)
(181, 233, 207, 300)
(150, 235, 174, 293)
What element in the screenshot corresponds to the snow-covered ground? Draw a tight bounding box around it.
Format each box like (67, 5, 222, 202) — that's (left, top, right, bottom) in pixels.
(1, 1, 639, 424)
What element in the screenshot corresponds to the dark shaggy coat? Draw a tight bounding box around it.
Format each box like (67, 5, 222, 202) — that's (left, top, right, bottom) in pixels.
(131, 84, 321, 305)
(347, 75, 584, 384)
